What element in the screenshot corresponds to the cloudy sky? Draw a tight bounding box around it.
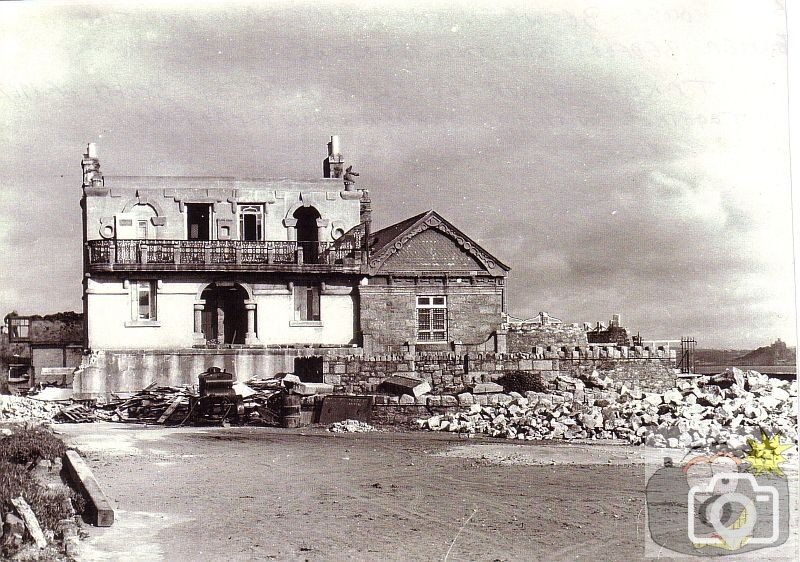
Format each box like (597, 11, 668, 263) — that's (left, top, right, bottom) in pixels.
(0, 1, 794, 348)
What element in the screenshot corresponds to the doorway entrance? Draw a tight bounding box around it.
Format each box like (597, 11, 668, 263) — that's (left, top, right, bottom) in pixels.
(293, 206, 321, 263)
(200, 283, 249, 345)
(187, 204, 212, 240)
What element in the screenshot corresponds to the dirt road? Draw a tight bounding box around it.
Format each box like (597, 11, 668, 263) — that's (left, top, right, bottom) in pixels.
(56, 423, 648, 561)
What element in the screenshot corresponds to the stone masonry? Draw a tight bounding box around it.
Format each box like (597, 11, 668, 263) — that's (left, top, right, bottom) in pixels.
(323, 346, 677, 395)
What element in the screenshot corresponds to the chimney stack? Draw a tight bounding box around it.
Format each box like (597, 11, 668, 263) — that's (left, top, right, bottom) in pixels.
(323, 135, 344, 179)
(82, 142, 103, 188)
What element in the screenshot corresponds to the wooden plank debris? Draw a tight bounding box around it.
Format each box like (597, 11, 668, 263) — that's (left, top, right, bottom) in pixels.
(157, 396, 184, 424)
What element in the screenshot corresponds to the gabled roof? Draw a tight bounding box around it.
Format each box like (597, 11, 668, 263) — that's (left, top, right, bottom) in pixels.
(368, 211, 429, 255)
(367, 210, 510, 276)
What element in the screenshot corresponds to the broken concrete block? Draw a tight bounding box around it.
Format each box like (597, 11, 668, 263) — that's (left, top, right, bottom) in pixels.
(2, 513, 24, 553)
(294, 382, 334, 396)
(643, 393, 662, 406)
(457, 393, 474, 406)
(379, 375, 431, 397)
(440, 395, 458, 407)
(472, 382, 504, 394)
(399, 394, 415, 405)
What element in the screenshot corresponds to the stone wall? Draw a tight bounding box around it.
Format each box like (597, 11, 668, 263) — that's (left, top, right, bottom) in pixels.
(323, 347, 677, 395)
(506, 324, 588, 351)
(563, 360, 677, 393)
(359, 282, 504, 354)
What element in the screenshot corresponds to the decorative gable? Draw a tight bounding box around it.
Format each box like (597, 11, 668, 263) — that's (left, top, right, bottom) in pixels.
(380, 228, 484, 273)
(366, 211, 509, 277)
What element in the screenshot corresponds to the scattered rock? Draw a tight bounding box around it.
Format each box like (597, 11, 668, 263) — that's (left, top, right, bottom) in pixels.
(327, 419, 376, 433)
(417, 369, 797, 446)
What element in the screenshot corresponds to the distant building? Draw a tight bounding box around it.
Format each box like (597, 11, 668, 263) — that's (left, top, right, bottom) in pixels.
(79, 138, 509, 395)
(3, 311, 84, 385)
(585, 314, 631, 346)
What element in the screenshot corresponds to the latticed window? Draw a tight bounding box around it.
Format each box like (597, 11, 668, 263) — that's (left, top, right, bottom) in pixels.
(417, 296, 447, 342)
(7, 317, 29, 341)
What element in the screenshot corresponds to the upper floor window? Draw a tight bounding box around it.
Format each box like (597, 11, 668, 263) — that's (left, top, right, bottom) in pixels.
(7, 317, 30, 341)
(239, 205, 263, 241)
(417, 296, 447, 342)
(137, 219, 149, 239)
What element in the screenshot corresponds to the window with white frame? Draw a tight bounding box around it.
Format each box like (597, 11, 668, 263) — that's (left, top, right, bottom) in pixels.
(131, 281, 157, 321)
(239, 205, 263, 241)
(293, 283, 320, 322)
(7, 317, 30, 341)
(417, 296, 447, 342)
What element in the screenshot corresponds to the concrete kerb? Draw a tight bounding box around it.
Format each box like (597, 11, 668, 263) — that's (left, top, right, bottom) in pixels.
(63, 450, 114, 527)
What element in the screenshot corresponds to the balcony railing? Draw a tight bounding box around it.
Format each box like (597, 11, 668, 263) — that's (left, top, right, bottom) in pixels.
(87, 239, 364, 271)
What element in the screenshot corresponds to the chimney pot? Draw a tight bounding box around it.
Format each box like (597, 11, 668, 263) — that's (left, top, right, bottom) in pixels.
(87, 143, 98, 159)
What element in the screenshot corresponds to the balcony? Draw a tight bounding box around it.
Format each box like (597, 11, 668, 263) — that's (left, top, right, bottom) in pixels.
(87, 239, 365, 273)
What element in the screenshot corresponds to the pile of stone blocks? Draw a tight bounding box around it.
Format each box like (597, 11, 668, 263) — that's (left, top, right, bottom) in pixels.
(327, 419, 377, 433)
(418, 368, 798, 447)
(0, 396, 61, 423)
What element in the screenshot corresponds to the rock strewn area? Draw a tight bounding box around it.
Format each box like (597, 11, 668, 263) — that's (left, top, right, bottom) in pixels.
(418, 368, 798, 448)
(0, 396, 61, 423)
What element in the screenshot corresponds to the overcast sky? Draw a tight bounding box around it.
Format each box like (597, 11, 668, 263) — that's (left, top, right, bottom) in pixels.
(0, 1, 794, 349)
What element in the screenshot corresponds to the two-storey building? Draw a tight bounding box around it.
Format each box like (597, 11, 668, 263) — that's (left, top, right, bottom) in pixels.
(77, 138, 509, 397)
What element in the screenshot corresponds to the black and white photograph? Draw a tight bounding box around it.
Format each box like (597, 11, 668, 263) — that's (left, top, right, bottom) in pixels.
(0, 1, 797, 560)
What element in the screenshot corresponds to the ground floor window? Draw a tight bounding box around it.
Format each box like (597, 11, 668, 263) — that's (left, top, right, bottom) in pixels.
(294, 283, 320, 322)
(131, 280, 157, 321)
(417, 296, 447, 342)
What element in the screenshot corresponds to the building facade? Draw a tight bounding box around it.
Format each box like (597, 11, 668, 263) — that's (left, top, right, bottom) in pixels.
(77, 138, 509, 396)
(3, 312, 84, 386)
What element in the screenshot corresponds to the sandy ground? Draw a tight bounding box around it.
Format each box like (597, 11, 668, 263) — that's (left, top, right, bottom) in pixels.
(51, 423, 654, 562)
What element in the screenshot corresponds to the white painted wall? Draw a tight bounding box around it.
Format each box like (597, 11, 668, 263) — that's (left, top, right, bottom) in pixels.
(87, 278, 357, 349)
(255, 291, 355, 345)
(86, 279, 198, 349)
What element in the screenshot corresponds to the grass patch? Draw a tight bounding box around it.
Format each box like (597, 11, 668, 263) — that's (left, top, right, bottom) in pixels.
(0, 426, 66, 466)
(0, 426, 83, 556)
(0, 460, 75, 534)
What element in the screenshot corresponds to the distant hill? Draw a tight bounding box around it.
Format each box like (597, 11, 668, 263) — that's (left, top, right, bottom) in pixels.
(695, 349, 750, 365)
(734, 339, 796, 366)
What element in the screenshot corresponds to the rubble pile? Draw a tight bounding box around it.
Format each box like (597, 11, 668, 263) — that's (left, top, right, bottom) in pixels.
(0, 395, 61, 423)
(418, 368, 798, 447)
(328, 419, 377, 433)
(93, 378, 286, 425)
(95, 385, 195, 423)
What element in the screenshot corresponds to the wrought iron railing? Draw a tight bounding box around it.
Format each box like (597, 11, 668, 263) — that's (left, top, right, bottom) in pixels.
(87, 239, 364, 267)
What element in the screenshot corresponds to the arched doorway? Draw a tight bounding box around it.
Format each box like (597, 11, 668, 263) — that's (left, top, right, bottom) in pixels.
(200, 283, 249, 345)
(293, 206, 321, 263)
